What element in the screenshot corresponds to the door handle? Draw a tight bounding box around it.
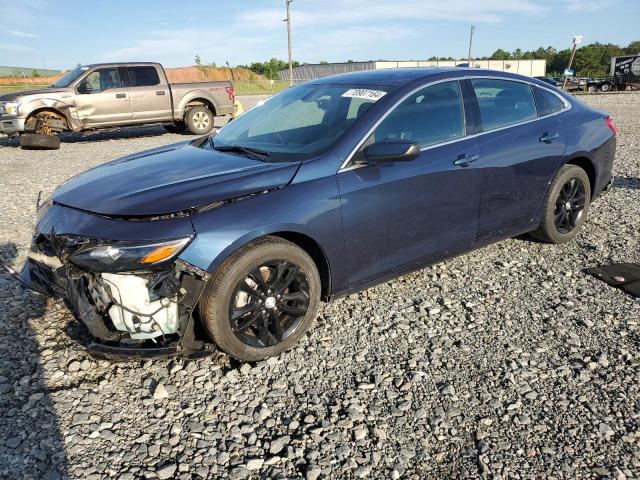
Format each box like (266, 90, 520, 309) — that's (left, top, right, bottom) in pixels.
(156, 90, 166, 96)
(115, 93, 126, 99)
(453, 153, 480, 167)
(539, 132, 559, 143)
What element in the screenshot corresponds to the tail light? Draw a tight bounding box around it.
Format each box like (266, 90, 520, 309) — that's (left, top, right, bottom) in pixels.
(604, 117, 617, 136)
(225, 86, 235, 102)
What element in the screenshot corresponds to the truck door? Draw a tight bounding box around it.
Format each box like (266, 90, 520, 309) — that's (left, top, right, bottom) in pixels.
(126, 65, 172, 122)
(74, 67, 132, 126)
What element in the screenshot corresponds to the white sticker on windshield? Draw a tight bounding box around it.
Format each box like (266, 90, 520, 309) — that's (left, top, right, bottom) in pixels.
(341, 89, 387, 101)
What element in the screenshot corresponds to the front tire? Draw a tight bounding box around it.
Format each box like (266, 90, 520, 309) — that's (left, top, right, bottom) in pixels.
(198, 237, 321, 361)
(531, 165, 591, 244)
(185, 106, 214, 135)
(600, 83, 612, 92)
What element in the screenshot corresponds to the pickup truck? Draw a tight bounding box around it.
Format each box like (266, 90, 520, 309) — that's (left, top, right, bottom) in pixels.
(0, 62, 235, 149)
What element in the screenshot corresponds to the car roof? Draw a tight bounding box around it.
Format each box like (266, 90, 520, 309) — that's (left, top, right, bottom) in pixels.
(307, 67, 531, 87)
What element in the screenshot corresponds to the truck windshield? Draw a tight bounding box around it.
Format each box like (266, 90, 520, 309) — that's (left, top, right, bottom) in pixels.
(211, 83, 393, 161)
(51, 67, 89, 88)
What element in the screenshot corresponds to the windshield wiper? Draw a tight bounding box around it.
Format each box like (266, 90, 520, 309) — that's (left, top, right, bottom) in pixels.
(213, 144, 271, 161)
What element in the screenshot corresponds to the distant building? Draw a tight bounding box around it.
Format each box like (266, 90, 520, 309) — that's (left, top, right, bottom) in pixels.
(278, 59, 547, 82)
(0, 66, 61, 77)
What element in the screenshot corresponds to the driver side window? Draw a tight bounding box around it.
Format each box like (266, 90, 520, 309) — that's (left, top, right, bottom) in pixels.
(373, 80, 465, 148)
(77, 68, 122, 94)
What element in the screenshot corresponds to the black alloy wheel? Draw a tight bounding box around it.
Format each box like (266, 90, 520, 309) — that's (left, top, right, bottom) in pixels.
(530, 164, 591, 244)
(229, 260, 310, 348)
(198, 236, 321, 361)
(554, 177, 587, 234)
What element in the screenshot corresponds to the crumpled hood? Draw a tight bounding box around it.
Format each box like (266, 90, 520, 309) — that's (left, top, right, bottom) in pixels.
(0, 88, 71, 102)
(53, 141, 301, 217)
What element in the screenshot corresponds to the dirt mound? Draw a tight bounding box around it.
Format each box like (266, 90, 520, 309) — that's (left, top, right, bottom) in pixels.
(165, 66, 263, 82)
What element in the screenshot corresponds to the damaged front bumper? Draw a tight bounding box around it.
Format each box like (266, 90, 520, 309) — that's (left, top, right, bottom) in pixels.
(8, 248, 214, 359)
(7, 203, 216, 359)
(0, 117, 26, 136)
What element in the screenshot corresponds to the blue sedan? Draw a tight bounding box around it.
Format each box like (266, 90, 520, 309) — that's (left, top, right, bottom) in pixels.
(13, 68, 616, 361)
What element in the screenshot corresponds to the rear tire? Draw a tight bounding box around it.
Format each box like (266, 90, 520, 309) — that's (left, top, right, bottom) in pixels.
(185, 106, 214, 135)
(198, 236, 321, 361)
(600, 83, 612, 92)
(587, 85, 596, 93)
(530, 165, 591, 244)
(20, 133, 60, 150)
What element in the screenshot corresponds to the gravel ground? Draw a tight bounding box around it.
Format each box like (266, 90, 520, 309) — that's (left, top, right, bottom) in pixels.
(0, 93, 639, 480)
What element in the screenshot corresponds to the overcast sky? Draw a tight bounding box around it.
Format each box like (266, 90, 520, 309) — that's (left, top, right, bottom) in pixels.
(1, 0, 638, 70)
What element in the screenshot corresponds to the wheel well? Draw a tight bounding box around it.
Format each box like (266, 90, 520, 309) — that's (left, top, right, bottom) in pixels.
(566, 157, 596, 197)
(185, 98, 216, 117)
(27, 108, 69, 129)
(270, 232, 331, 301)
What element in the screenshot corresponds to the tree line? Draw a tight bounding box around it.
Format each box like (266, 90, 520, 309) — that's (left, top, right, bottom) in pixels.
(483, 41, 639, 77)
(240, 40, 639, 79)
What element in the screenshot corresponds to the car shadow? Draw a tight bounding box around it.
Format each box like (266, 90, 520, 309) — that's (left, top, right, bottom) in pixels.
(0, 243, 68, 479)
(613, 176, 640, 190)
(0, 118, 228, 149)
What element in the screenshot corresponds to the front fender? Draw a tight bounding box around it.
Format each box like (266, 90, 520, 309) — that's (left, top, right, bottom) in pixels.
(185, 223, 321, 275)
(177, 173, 348, 295)
(22, 97, 80, 131)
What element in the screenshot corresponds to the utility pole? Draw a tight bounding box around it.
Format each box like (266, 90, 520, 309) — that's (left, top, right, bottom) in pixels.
(467, 25, 476, 67)
(285, 0, 293, 86)
(562, 35, 582, 90)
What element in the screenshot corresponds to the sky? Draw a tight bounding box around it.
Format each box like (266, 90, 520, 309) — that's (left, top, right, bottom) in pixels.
(1, 0, 639, 70)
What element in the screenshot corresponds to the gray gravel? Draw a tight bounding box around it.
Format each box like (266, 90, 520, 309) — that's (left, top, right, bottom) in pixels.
(1, 93, 639, 479)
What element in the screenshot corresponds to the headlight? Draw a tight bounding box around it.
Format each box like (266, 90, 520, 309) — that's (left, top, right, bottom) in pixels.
(0, 101, 21, 116)
(69, 237, 192, 272)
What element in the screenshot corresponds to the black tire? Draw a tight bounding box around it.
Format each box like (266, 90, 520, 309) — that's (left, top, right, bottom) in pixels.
(600, 83, 612, 93)
(587, 85, 596, 93)
(185, 106, 214, 135)
(20, 133, 60, 150)
(198, 236, 321, 361)
(163, 122, 185, 134)
(531, 165, 591, 244)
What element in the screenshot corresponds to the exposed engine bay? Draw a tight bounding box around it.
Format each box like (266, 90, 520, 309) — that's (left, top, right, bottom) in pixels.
(11, 230, 214, 359)
(89, 271, 180, 339)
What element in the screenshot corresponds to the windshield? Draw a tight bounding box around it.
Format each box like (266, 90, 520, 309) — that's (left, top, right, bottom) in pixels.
(211, 83, 393, 161)
(51, 67, 89, 88)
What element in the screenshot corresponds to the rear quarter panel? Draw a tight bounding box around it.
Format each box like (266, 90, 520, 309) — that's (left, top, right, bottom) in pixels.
(557, 100, 615, 196)
(172, 83, 233, 118)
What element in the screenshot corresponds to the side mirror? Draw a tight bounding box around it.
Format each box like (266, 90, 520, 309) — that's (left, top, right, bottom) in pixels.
(363, 139, 420, 163)
(77, 81, 90, 94)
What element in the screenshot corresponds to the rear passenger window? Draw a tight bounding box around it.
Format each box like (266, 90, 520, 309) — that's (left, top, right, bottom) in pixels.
(539, 88, 566, 114)
(128, 66, 160, 87)
(471, 79, 536, 131)
(373, 81, 465, 147)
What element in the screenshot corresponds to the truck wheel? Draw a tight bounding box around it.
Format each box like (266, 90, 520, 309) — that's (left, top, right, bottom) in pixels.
(163, 122, 185, 134)
(600, 83, 612, 92)
(20, 133, 60, 150)
(587, 85, 596, 93)
(185, 106, 214, 135)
